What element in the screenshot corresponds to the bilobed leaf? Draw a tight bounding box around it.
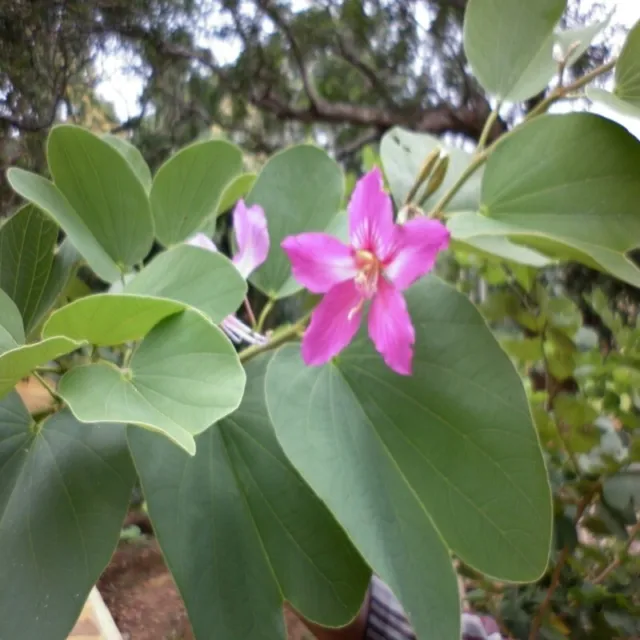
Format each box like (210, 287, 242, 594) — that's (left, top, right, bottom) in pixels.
(449, 113, 640, 286)
(102, 133, 153, 193)
(0, 205, 57, 334)
(150, 139, 243, 246)
(47, 125, 154, 269)
(124, 245, 247, 322)
(7, 168, 121, 283)
(0, 289, 83, 399)
(42, 293, 185, 346)
(587, 20, 640, 119)
(129, 355, 370, 640)
(0, 392, 135, 640)
(266, 277, 551, 640)
(554, 10, 612, 68)
(463, 0, 566, 101)
(381, 126, 483, 213)
(246, 145, 344, 299)
(57, 309, 246, 454)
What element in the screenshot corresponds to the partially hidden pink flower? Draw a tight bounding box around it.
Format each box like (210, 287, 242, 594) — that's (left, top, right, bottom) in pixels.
(187, 199, 269, 345)
(281, 167, 449, 375)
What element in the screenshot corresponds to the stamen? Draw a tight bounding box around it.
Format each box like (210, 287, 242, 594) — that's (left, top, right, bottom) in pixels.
(347, 299, 365, 321)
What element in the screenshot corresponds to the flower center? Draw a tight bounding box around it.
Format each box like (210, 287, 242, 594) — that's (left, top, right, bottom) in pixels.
(354, 249, 381, 297)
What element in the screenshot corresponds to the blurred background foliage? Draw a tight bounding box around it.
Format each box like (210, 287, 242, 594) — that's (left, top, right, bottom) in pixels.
(1, 1, 639, 637)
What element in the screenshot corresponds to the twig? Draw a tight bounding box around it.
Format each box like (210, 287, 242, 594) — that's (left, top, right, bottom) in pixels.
(428, 58, 617, 218)
(528, 490, 597, 640)
(240, 311, 311, 363)
(33, 372, 61, 404)
(475, 103, 502, 154)
(257, 298, 275, 333)
(243, 298, 258, 329)
(592, 521, 640, 584)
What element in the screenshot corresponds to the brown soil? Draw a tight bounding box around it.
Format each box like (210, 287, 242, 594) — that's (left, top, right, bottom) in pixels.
(98, 531, 314, 640)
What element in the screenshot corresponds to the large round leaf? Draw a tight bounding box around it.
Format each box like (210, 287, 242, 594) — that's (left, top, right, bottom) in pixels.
(150, 139, 243, 246)
(0, 205, 58, 334)
(57, 309, 246, 455)
(47, 124, 154, 269)
(469, 113, 640, 285)
(0, 392, 135, 640)
(124, 245, 247, 322)
(266, 277, 552, 639)
(7, 168, 121, 283)
(43, 293, 185, 346)
(463, 0, 566, 102)
(0, 290, 83, 399)
(245, 145, 344, 299)
(129, 355, 370, 640)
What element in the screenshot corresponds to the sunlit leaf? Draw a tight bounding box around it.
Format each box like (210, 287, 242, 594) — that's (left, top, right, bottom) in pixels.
(102, 133, 153, 193)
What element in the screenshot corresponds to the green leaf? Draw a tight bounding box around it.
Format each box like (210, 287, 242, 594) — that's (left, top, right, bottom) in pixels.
(42, 293, 185, 346)
(452, 113, 640, 286)
(0, 288, 25, 351)
(453, 235, 553, 267)
(501, 336, 544, 362)
(0, 205, 58, 334)
(266, 277, 552, 639)
(0, 392, 134, 640)
(603, 471, 640, 514)
(587, 20, 640, 119)
(124, 245, 247, 322)
(7, 168, 121, 283)
(0, 289, 83, 399)
(129, 355, 370, 640)
(381, 126, 482, 213)
(47, 125, 154, 269)
(57, 309, 245, 455)
(102, 133, 153, 193)
(217, 172, 257, 216)
(554, 10, 612, 68)
(246, 145, 344, 299)
(150, 140, 243, 246)
(463, 0, 566, 101)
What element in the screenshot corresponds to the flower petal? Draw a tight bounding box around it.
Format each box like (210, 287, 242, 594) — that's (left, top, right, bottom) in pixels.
(348, 167, 395, 259)
(384, 218, 450, 291)
(232, 200, 270, 279)
(186, 232, 218, 253)
(301, 280, 363, 366)
(281, 233, 357, 294)
(368, 278, 415, 375)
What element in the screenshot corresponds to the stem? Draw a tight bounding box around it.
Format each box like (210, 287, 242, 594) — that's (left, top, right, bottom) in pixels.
(475, 103, 501, 154)
(243, 297, 258, 329)
(528, 491, 596, 640)
(35, 365, 63, 375)
(592, 521, 640, 584)
(33, 372, 61, 404)
(257, 298, 275, 333)
(240, 311, 311, 363)
(428, 58, 616, 219)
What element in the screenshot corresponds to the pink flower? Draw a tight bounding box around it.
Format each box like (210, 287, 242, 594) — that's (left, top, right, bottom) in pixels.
(281, 167, 449, 375)
(187, 199, 269, 345)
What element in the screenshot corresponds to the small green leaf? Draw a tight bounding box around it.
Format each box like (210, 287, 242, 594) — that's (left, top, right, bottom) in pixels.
(150, 140, 243, 246)
(217, 172, 257, 215)
(246, 145, 344, 298)
(124, 245, 247, 322)
(58, 309, 245, 454)
(0, 392, 135, 640)
(0, 290, 83, 399)
(266, 277, 552, 640)
(102, 134, 153, 193)
(463, 0, 566, 101)
(129, 355, 370, 640)
(501, 336, 544, 362)
(7, 168, 121, 283)
(587, 20, 640, 119)
(47, 125, 154, 269)
(554, 10, 612, 68)
(42, 293, 185, 346)
(453, 235, 553, 267)
(0, 205, 58, 334)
